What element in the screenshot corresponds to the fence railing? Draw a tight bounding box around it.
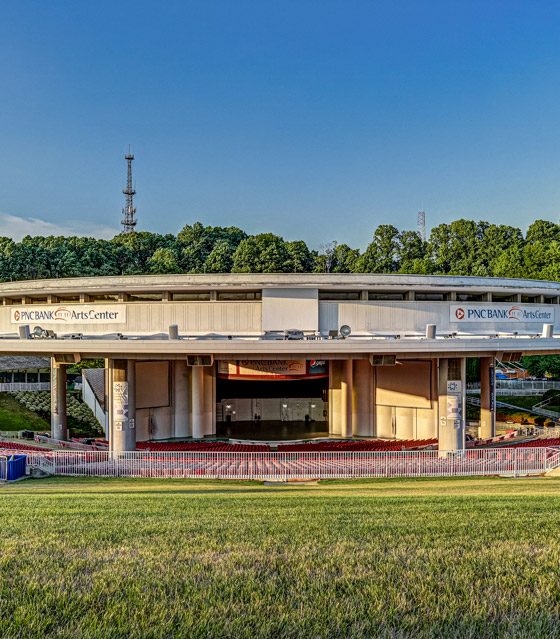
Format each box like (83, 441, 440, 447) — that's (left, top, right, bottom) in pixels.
(468, 380, 560, 397)
(33, 435, 108, 451)
(17, 448, 560, 480)
(0, 383, 50, 392)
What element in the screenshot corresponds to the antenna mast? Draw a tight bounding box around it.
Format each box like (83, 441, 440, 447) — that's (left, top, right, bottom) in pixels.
(417, 210, 426, 242)
(121, 148, 137, 233)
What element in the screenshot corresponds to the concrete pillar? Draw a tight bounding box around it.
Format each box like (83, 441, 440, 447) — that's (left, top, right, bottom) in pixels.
(203, 364, 216, 436)
(191, 365, 205, 439)
(126, 360, 136, 451)
(479, 356, 496, 439)
(340, 359, 353, 438)
(438, 357, 466, 453)
(50, 360, 67, 441)
(352, 359, 374, 436)
(107, 359, 135, 452)
(173, 360, 190, 438)
(328, 361, 342, 436)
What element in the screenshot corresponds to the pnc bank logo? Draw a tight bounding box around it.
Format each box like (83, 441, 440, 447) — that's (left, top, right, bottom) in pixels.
(455, 308, 465, 320)
(14, 310, 20, 321)
(507, 306, 522, 320)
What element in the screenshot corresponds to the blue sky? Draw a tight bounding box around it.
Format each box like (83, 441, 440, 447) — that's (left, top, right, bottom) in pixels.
(0, 0, 559, 248)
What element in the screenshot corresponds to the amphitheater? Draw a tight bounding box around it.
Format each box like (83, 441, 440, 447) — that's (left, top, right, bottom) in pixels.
(0, 272, 559, 477)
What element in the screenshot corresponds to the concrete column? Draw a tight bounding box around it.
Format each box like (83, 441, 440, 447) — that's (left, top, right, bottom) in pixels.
(203, 364, 216, 436)
(173, 360, 190, 438)
(50, 360, 67, 441)
(191, 365, 205, 439)
(479, 356, 496, 439)
(126, 360, 136, 451)
(108, 359, 135, 452)
(352, 359, 374, 436)
(340, 359, 353, 438)
(437, 357, 466, 453)
(328, 361, 342, 436)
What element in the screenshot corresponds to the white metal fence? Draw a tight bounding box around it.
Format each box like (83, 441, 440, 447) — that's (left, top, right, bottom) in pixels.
(0, 383, 50, 392)
(18, 447, 560, 480)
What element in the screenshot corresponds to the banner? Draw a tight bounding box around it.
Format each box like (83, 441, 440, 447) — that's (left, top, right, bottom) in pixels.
(11, 305, 126, 325)
(218, 360, 328, 380)
(112, 382, 129, 425)
(450, 304, 554, 323)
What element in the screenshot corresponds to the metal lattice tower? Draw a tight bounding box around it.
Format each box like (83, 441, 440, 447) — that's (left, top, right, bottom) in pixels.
(121, 149, 137, 233)
(417, 210, 426, 242)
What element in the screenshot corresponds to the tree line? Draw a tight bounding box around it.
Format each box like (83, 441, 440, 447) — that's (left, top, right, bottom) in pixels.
(2, 218, 560, 281)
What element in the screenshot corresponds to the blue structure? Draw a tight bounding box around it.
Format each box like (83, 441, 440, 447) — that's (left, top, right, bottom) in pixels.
(0, 455, 26, 481)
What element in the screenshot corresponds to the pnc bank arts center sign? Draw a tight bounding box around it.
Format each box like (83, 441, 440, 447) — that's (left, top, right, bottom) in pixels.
(450, 305, 554, 323)
(10, 305, 126, 325)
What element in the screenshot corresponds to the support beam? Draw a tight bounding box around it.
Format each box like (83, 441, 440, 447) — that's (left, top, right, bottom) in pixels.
(173, 360, 190, 438)
(479, 356, 496, 439)
(203, 364, 216, 436)
(438, 357, 466, 453)
(328, 361, 342, 436)
(352, 359, 374, 436)
(107, 359, 135, 452)
(50, 359, 67, 441)
(126, 360, 137, 451)
(191, 365, 205, 439)
(340, 359, 353, 438)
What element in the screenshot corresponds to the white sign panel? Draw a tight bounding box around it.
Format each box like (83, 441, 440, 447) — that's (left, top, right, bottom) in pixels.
(11, 305, 126, 325)
(450, 305, 554, 323)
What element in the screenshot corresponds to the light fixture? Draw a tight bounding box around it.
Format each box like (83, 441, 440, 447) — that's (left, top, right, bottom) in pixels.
(339, 325, 352, 338)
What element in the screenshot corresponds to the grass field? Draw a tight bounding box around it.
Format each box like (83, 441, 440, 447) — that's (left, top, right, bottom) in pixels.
(2, 477, 560, 638)
(0, 393, 49, 431)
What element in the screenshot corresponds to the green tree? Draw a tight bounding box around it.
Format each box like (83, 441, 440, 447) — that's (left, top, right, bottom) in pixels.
(355, 225, 400, 273)
(177, 223, 246, 273)
(204, 240, 235, 273)
(521, 355, 560, 378)
(285, 240, 314, 272)
(232, 233, 291, 272)
(148, 247, 180, 274)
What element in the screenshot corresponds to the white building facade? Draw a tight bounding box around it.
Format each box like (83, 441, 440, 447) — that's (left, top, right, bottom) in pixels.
(0, 273, 558, 451)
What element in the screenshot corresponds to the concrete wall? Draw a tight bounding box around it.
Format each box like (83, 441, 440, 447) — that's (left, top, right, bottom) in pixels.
(320, 301, 559, 334)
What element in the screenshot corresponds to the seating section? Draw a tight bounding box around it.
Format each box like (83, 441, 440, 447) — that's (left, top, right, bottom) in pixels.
(511, 438, 560, 448)
(0, 440, 47, 452)
(277, 439, 437, 452)
(135, 439, 437, 452)
(136, 441, 271, 452)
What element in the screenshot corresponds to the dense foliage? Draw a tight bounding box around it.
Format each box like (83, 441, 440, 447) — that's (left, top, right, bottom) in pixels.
(4, 218, 560, 280)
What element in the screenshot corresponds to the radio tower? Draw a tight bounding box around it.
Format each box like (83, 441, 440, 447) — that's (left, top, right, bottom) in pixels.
(417, 210, 426, 243)
(121, 148, 137, 233)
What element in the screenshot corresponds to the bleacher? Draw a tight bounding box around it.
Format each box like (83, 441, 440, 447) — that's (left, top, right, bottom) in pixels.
(277, 439, 437, 452)
(136, 441, 271, 452)
(135, 439, 437, 453)
(511, 437, 560, 449)
(0, 440, 48, 452)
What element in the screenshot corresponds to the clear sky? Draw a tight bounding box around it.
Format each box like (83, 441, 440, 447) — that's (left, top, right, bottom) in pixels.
(0, 0, 559, 248)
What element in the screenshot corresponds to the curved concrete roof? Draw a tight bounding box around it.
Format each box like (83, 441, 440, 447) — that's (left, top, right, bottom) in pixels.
(0, 273, 558, 295)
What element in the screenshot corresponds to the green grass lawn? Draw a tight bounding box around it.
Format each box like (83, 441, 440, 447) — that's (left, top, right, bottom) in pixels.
(2, 477, 560, 638)
(496, 395, 541, 410)
(0, 393, 49, 431)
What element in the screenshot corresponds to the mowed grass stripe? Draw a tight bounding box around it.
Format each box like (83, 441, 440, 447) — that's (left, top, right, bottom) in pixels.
(0, 477, 559, 638)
